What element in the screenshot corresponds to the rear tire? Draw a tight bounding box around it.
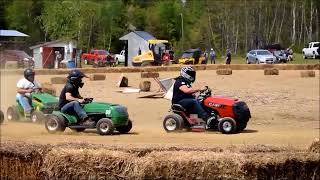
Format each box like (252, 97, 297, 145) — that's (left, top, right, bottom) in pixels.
(96, 118, 114, 135)
(116, 119, 132, 134)
(45, 114, 66, 133)
(236, 122, 247, 132)
(7, 106, 20, 121)
(218, 117, 237, 134)
(31, 111, 45, 123)
(163, 113, 184, 132)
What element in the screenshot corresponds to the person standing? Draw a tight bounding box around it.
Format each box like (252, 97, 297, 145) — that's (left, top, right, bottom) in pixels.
(209, 48, 215, 64)
(225, 49, 231, 64)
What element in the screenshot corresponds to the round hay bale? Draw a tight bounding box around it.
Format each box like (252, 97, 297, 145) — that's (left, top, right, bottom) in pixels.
(50, 77, 67, 84)
(141, 72, 159, 78)
(89, 74, 106, 81)
(216, 68, 232, 75)
(139, 81, 151, 92)
(264, 68, 279, 75)
(41, 83, 56, 96)
(300, 70, 315, 78)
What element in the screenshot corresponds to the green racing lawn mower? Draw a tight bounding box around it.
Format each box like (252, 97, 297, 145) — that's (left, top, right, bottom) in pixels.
(7, 92, 59, 123)
(44, 98, 132, 135)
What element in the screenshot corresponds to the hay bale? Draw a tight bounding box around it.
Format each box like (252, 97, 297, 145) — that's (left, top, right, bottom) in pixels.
(42, 148, 137, 180)
(264, 68, 279, 75)
(89, 74, 106, 81)
(216, 68, 232, 75)
(141, 72, 159, 78)
(139, 81, 151, 92)
(41, 83, 56, 96)
(116, 74, 128, 87)
(300, 70, 316, 78)
(50, 77, 67, 84)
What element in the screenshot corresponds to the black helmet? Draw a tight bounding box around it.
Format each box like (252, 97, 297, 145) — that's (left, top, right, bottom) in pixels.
(24, 68, 35, 82)
(180, 66, 196, 83)
(67, 69, 88, 88)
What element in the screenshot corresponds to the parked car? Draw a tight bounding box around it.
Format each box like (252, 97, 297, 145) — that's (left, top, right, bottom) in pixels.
(273, 50, 287, 63)
(302, 42, 320, 59)
(81, 50, 114, 65)
(246, 50, 276, 64)
(1, 50, 34, 68)
(115, 50, 125, 64)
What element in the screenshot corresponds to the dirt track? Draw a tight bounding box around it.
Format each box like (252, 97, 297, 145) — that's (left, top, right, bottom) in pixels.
(1, 70, 319, 148)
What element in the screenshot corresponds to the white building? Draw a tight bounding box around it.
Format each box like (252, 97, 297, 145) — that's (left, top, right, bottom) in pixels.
(29, 40, 76, 69)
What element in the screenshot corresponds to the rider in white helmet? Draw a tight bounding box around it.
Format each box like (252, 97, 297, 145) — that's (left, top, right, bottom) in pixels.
(172, 66, 208, 122)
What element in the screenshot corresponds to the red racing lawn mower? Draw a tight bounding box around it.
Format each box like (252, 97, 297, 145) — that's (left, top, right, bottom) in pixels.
(163, 87, 251, 134)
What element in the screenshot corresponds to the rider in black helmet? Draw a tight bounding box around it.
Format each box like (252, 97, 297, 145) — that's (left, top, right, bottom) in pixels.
(58, 69, 94, 126)
(172, 66, 209, 123)
(16, 68, 41, 119)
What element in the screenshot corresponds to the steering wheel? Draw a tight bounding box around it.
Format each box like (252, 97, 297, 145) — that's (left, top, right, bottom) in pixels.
(82, 98, 93, 104)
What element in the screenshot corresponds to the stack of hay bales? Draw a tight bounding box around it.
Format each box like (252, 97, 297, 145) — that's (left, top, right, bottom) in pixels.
(50, 77, 67, 84)
(264, 68, 279, 75)
(216, 68, 232, 75)
(89, 74, 106, 81)
(41, 83, 56, 96)
(300, 70, 316, 78)
(141, 72, 159, 78)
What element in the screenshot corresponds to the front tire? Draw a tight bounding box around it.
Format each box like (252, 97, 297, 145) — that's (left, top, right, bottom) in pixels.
(116, 119, 132, 134)
(218, 117, 237, 134)
(163, 113, 184, 132)
(45, 114, 66, 133)
(31, 111, 45, 123)
(303, 52, 307, 59)
(96, 118, 114, 135)
(7, 106, 19, 121)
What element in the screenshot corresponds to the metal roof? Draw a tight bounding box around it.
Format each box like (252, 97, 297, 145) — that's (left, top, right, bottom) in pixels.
(29, 40, 62, 49)
(0, 30, 29, 37)
(119, 31, 155, 41)
(134, 31, 155, 40)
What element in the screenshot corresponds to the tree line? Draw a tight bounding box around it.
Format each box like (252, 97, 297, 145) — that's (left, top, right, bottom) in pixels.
(1, 0, 319, 56)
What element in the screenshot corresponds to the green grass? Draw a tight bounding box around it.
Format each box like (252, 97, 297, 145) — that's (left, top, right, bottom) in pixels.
(208, 53, 320, 65)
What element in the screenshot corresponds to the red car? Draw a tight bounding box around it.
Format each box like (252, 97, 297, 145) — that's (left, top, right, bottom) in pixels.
(81, 50, 115, 67)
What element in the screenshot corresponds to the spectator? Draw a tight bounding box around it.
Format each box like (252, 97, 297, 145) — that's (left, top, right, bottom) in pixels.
(203, 50, 208, 64)
(209, 48, 215, 64)
(138, 47, 141, 55)
(225, 49, 231, 64)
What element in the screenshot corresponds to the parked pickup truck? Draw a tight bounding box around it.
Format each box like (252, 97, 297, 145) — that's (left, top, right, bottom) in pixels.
(114, 50, 125, 64)
(81, 50, 115, 66)
(302, 42, 320, 59)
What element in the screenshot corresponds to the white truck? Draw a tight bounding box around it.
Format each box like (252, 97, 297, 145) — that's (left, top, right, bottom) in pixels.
(115, 50, 125, 64)
(302, 42, 320, 59)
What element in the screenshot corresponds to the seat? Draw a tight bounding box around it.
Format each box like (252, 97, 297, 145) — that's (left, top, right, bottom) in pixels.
(171, 104, 186, 112)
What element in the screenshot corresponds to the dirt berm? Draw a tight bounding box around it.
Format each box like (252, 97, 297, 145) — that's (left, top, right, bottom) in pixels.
(1, 141, 319, 180)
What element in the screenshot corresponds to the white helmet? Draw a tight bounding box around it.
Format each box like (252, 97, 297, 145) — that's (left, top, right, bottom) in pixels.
(180, 66, 196, 83)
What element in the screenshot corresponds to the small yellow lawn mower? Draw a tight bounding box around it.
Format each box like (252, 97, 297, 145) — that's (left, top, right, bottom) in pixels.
(178, 48, 206, 65)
